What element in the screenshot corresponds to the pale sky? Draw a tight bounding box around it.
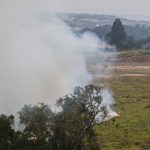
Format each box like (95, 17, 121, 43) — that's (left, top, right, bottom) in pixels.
(57, 0, 150, 21)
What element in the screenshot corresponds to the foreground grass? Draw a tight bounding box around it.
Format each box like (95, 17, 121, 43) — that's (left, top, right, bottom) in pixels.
(95, 76, 150, 150)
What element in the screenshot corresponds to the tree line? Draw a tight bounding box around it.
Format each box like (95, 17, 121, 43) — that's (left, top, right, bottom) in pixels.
(81, 19, 150, 50)
(105, 19, 150, 50)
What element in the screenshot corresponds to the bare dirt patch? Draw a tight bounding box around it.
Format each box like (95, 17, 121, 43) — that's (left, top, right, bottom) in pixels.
(114, 66, 150, 70)
(119, 73, 149, 77)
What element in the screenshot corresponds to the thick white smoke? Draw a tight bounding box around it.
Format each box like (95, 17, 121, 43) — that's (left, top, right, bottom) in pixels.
(0, 0, 117, 119)
(0, 0, 100, 114)
(102, 89, 119, 120)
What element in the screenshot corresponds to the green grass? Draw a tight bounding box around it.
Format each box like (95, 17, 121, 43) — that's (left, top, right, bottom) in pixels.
(94, 76, 150, 150)
(91, 50, 150, 149)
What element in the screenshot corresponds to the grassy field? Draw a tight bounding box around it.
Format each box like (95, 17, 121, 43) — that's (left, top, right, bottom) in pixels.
(92, 50, 150, 150)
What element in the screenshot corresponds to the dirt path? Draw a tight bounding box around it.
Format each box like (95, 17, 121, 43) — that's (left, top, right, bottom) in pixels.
(113, 65, 150, 70)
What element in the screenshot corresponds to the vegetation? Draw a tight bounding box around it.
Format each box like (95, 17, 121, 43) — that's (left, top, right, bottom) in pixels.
(95, 76, 150, 150)
(0, 51, 149, 150)
(81, 19, 150, 50)
(0, 115, 14, 150)
(0, 85, 107, 150)
(105, 19, 150, 50)
(90, 24, 150, 41)
(105, 19, 127, 49)
(93, 51, 150, 150)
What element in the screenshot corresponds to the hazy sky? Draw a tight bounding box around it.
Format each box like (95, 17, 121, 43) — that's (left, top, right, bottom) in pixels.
(58, 0, 150, 21)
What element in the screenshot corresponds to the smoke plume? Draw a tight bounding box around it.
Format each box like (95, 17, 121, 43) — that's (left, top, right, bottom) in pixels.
(0, 0, 117, 118)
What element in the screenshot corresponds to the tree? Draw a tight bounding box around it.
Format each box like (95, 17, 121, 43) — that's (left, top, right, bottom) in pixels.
(18, 85, 107, 150)
(0, 114, 15, 150)
(18, 103, 54, 146)
(51, 84, 106, 150)
(106, 19, 127, 49)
